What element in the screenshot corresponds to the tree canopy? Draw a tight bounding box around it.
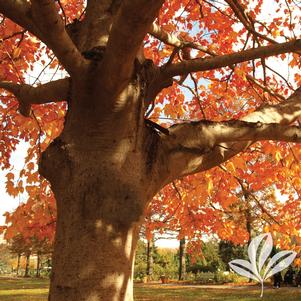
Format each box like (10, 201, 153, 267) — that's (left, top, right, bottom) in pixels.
(1, 1, 301, 300)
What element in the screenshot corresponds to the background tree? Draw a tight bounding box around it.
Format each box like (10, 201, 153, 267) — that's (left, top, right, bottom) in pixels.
(0, 190, 55, 277)
(146, 239, 154, 280)
(1, 1, 301, 300)
(0, 243, 14, 274)
(134, 240, 148, 281)
(187, 240, 225, 274)
(7, 234, 31, 276)
(219, 240, 247, 271)
(23, 248, 31, 277)
(145, 161, 301, 260)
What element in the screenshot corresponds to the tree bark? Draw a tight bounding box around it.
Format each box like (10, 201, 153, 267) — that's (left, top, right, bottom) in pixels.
(178, 238, 186, 281)
(38, 73, 162, 300)
(42, 152, 149, 300)
(42, 154, 147, 301)
(49, 216, 139, 301)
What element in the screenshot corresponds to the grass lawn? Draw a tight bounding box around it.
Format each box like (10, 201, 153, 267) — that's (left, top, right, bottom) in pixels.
(0, 277, 49, 301)
(0, 277, 301, 300)
(135, 283, 301, 300)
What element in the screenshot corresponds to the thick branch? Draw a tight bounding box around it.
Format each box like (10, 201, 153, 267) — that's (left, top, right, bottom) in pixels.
(85, 0, 120, 20)
(100, 0, 164, 94)
(161, 39, 301, 78)
(200, 87, 301, 170)
(75, 0, 118, 51)
(0, 0, 43, 40)
(0, 78, 69, 116)
(160, 88, 301, 181)
(148, 24, 283, 105)
(169, 120, 301, 147)
(31, 0, 87, 75)
(149, 25, 287, 102)
(240, 88, 301, 124)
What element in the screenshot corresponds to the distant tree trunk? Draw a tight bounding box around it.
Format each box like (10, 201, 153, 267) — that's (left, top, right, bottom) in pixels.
(36, 252, 41, 278)
(245, 205, 252, 283)
(246, 207, 252, 245)
(146, 239, 153, 280)
(178, 238, 186, 281)
(24, 253, 30, 277)
(16, 254, 21, 276)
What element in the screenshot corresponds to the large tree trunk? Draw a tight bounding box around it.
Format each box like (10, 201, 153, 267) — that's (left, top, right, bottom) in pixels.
(39, 75, 162, 301)
(42, 155, 148, 301)
(50, 211, 139, 300)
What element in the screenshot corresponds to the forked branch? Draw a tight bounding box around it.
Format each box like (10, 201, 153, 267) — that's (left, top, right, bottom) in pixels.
(31, 0, 87, 75)
(0, 0, 43, 40)
(100, 0, 164, 94)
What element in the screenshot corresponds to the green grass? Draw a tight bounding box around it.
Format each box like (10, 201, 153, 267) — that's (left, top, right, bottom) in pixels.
(134, 284, 301, 300)
(0, 277, 48, 301)
(0, 277, 300, 300)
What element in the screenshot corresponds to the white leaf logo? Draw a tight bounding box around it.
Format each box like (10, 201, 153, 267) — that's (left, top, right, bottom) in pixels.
(229, 233, 297, 298)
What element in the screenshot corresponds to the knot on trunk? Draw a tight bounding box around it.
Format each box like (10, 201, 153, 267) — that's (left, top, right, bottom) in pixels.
(39, 138, 74, 191)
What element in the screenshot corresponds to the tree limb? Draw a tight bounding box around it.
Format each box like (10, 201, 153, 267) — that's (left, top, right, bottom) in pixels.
(160, 39, 301, 78)
(100, 0, 164, 94)
(85, 0, 120, 21)
(160, 87, 301, 181)
(31, 0, 87, 75)
(169, 120, 301, 146)
(0, 0, 43, 40)
(246, 75, 285, 101)
(149, 23, 214, 56)
(73, 1, 116, 51)
(148, 25, 287, 102)
(0, 78, 69, 117)
(225, 0, 276, 44)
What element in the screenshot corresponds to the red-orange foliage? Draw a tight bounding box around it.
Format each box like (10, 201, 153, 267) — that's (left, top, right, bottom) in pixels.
(1, 0, 301, 264)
